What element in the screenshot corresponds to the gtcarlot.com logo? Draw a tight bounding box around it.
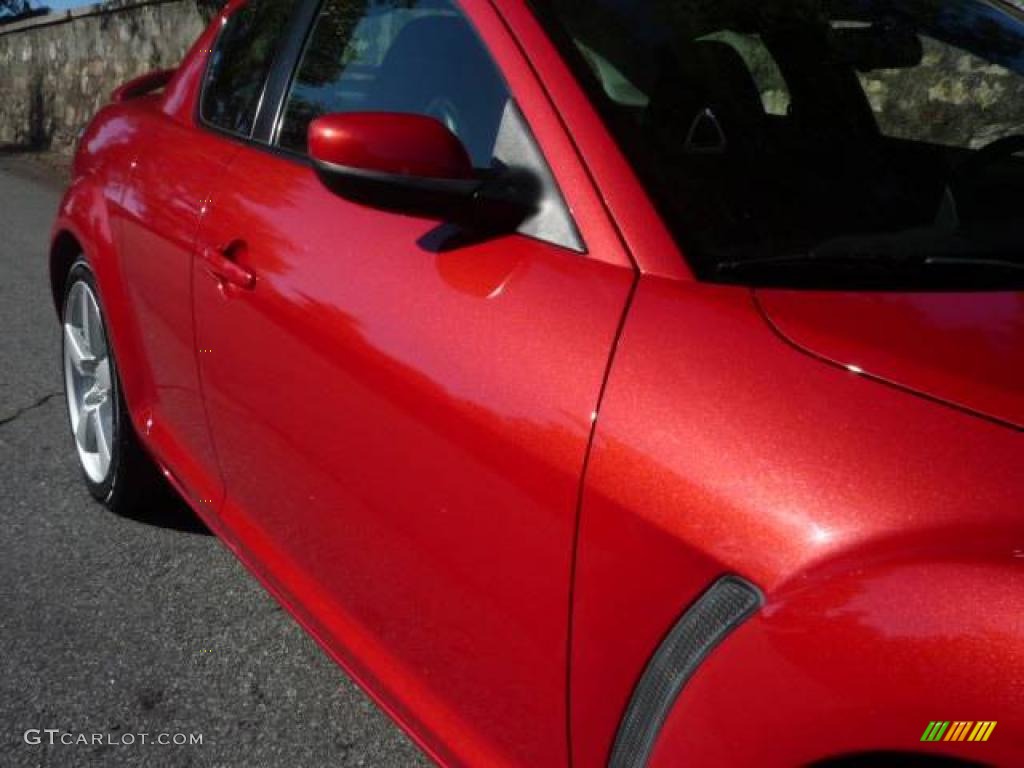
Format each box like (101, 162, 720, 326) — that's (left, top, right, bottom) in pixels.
(24, 729, 203, 746)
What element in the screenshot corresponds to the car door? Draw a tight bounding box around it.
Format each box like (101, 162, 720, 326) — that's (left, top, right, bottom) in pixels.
(117, 0, 296, 505)
(192, 1, 634, 765)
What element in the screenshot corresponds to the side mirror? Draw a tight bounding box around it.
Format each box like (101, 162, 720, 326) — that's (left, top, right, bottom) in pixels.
(308, 112, 482, 219)
(309, 112, 537, 230)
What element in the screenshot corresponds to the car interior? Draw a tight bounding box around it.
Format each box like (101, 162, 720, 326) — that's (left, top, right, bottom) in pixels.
(543, 0, 1024, 285)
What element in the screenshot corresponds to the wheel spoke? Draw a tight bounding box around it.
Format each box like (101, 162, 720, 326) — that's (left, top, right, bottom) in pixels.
(75, 403, 92, 449)
(94, 408, 111, 469)
(99, 398, 114, 439)
(80, 289, 92, 349)
(94, 356, 111, 391)
(64, 324, 95, 374)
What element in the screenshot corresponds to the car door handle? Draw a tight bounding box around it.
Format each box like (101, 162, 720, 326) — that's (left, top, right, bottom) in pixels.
(201, 241, 255, 290)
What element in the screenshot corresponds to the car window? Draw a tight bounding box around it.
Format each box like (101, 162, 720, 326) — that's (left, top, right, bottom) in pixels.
(201, 0, 298, 138)
(533, 0, 1024, 290)
(697, 31, 791, 117)
(276, 0, 510, 168)
(851, 29, 1024, 150)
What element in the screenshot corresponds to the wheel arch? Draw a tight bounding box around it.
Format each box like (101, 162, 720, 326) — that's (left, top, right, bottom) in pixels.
(50, 229, 82, 315)
(642, 556, 1023, 767)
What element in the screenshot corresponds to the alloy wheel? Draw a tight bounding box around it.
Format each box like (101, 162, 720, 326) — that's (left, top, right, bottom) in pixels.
(63, 279, 115, 483)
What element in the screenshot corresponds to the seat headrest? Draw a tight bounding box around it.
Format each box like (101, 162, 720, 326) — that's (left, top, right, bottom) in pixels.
(687, 39, 767, 124)
(647, 38, 769, 156)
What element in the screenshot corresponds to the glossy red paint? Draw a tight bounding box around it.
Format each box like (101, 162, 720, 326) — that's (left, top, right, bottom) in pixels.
(571, 276, 1023, 767)
(49, 0, 1023, 767)
(309, 113, 475, 179)
(191, 141, 632, 768)
(110, 68, 174, 103)
(115, 106, 239, 510)
(757, 290, 1024, 430)
(649, 561, 1024, 767)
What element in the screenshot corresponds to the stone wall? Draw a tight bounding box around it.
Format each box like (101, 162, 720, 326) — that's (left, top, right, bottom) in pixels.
(0, 0, 207, 151)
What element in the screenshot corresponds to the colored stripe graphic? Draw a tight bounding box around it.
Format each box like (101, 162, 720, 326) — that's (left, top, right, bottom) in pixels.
(976, 722, 997, 742)
(923, 721, 996, 742)
(945, 722, 971, 741)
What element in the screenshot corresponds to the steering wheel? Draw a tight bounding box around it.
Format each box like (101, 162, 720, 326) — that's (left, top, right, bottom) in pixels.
(936, 134, 1024, 228)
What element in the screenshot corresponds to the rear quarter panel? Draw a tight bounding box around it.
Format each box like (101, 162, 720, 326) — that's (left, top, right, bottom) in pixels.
(52, 103, 152, 415)
(51, 2, 225, 436)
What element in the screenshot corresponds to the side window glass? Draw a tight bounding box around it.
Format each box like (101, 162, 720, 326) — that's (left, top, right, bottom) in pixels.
(201, 0, 298, 137)
(277, 0, 510, 168)
(852, 32, 1024, 149)
(697, 31, 791, 117)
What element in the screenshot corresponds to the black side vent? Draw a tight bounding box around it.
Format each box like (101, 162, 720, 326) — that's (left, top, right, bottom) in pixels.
(609, 575, 762, 768)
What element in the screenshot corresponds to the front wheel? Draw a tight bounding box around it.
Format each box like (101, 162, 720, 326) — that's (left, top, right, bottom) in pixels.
(62, 259, 158, 511)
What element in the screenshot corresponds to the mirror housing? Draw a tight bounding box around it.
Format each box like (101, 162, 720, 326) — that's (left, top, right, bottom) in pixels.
(308, 112, 486, 219)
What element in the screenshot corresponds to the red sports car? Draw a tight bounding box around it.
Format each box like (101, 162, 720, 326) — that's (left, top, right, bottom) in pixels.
(51, 0, 1024, 765)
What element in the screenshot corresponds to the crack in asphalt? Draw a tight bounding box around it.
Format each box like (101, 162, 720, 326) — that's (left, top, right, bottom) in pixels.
(0, 390, 62, 428)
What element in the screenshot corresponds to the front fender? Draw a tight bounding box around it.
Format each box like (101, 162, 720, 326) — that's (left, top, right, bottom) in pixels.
(648, 559, 1023, 767)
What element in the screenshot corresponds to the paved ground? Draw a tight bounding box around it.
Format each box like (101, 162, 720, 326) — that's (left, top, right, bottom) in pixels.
(0, 153, 431, 767)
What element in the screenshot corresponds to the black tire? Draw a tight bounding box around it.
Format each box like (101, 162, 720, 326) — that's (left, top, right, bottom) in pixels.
(61, 259, 161, 513)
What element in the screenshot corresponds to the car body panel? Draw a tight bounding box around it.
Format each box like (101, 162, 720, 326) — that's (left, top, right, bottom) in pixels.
(118, 108, 238, 508)
(51, 107, 149, 418)
(48, 0, 1024, 766)
(573, 275, 1024, 767)
(757, 289, 1024, 430)
(50, 3, 240, 510)
(188, 0, 636, 764)
(191, 140, 632, 767)
(649, 560, 1024, 767)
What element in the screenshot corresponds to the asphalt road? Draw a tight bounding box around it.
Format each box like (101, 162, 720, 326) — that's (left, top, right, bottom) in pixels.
(0, 154, 431, 768)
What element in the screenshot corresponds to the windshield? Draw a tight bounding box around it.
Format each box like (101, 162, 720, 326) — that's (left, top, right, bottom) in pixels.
(532, 0, 1024, 289)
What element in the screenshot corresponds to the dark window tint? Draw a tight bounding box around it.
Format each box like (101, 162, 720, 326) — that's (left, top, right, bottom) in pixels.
(534, 0, 1024, 290)
(201, 0, 297, 137)
(277, 0, 509, 167)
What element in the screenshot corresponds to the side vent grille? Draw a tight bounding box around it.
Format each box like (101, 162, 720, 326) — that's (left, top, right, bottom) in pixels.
(609, 575, 762, 768)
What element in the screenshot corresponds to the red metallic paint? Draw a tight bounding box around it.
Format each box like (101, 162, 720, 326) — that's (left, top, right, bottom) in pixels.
(757, 290, 1024, 430)
(191, 141, 632, 768)
(110, 68, 174, 103)
(308, 113, 475, 180)
(649, 561, 1024, 767)
(49, 1, 1024, 767)
(572, 276, 1023, 767)
(115, 107, 239, 509)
